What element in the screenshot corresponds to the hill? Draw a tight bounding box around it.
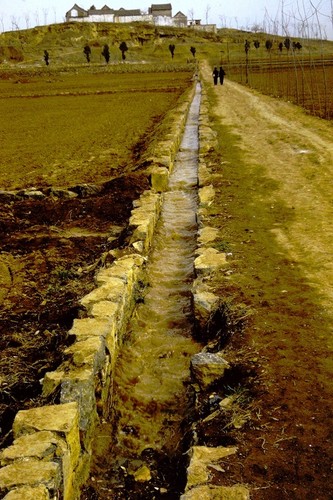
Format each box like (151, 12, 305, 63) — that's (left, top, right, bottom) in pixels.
(1, 21, 333, 67)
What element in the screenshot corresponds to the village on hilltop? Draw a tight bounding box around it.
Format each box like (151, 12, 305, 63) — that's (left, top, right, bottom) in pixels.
(66, 3, 216, 31)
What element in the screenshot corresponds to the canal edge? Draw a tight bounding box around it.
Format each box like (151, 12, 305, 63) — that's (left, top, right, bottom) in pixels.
(180, 72, 251, 499)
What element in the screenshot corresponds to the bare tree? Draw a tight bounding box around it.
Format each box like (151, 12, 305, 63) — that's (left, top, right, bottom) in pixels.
(272, 19, 280, 35)
(43, 8, 48, 25)
(24, 13, 30, 29)
(219, 15, 227, 28)
(205, 4, 211, 24)
(11, 16, 20, 30)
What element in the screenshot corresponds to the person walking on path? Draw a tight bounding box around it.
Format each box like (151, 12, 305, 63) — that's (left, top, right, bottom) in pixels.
(219, 66, 226, 85)
(212, 66, 219, 85)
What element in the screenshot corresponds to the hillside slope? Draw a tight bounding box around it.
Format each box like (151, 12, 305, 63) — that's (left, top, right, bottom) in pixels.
(0, 21, 218, 65)
(1, 21, 332, 66)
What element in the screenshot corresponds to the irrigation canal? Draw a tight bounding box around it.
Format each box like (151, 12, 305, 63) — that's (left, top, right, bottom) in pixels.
(83, 83, 202, 499)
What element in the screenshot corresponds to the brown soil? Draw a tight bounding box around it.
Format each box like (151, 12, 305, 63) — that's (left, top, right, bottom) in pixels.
(195, 62, 333, 499)
(0, 172, 149, 446)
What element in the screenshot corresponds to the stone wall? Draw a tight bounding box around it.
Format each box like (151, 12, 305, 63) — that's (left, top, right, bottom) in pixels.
(181, 70, 251, 500)
(0, 84, 196, 500)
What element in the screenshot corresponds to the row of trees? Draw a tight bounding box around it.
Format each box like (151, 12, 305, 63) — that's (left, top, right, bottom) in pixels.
(42, 42, 129, 65)
(82, 42, 197, 64)
(235, 34, 331, 119)
(41, 42, 197, 66)
(83, 42, 128, 63)
(245, 37, 302, 53)
(169, 44, 196, 59)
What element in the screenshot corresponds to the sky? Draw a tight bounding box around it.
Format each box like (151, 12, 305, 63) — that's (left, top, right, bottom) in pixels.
(0, 0, 332, 39)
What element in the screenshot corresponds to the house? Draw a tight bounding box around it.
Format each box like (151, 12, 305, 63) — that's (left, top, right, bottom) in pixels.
(66, 3, 89, 21)
(87, 5, 115, 22)
(173, 11, 187, 28)
(147, 3, 173, 26)
(66, 4, 115, 22)
(188, 20, 217, 33)
(65, 3, 193, 28)
(148, 3, 172, 17)
(113, 8, 147, 23)
(188, 19, 201, 26)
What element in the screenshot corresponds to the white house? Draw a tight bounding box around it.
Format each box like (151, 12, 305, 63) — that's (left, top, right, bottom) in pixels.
(66, 4, 115, 23)
(65, 3, 188, 27)
(173, 11, 187, 28)
(87, 5, 115, 22)
(149, 3, 172, 17)
(113, 8, 145, 23)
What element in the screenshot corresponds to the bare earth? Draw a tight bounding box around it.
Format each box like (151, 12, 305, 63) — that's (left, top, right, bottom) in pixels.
(198, 62, 333, 498)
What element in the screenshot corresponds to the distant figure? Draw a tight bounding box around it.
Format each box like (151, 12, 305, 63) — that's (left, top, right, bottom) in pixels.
(212, 66, 219, 85)
(43, 50, 49, 66)
(219, 66, 226, 85)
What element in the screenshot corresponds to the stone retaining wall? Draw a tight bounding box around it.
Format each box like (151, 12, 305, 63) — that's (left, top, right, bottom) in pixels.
(0, 84, 196, 500)
(181, 74, 250, 499)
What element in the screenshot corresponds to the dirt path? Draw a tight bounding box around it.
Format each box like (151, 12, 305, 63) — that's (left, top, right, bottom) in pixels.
(199, 62, 333, 498)
(205, 62, 333, 317)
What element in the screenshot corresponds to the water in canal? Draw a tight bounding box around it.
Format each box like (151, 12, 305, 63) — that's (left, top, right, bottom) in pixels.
(85, 84, 202, 499)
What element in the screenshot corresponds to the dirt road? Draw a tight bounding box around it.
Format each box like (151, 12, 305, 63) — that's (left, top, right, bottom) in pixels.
(199, 62, 333, 498)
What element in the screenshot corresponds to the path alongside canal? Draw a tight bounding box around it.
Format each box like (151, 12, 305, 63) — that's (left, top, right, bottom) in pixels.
(196, 62, 333, 499)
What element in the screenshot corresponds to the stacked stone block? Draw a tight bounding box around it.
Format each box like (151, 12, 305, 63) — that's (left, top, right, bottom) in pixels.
(0, 83, 196, 499)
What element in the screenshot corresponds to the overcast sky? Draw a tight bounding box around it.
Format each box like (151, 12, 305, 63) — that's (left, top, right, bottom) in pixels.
(1, 0, 332, 39)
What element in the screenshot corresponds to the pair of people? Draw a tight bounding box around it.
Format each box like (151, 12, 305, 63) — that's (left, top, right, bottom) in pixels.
(212, 66, 225, 85)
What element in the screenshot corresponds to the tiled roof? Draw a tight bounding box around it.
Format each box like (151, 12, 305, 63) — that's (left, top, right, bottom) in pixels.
(151, 4, 172, 10)
(114, 8, 142, 16)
